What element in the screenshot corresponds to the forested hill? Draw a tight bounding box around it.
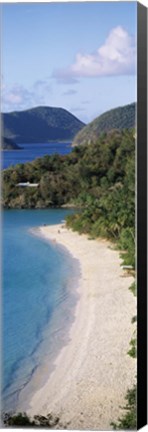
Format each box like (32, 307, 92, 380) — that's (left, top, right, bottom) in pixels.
(2, 106, 85, 144)
(72, 102, 136, 146)
(1, 136, 20, 150)
(3, 127, 135, 265)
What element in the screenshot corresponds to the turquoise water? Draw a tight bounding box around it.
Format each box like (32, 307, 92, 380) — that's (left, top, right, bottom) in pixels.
(2, 209, 80, 411)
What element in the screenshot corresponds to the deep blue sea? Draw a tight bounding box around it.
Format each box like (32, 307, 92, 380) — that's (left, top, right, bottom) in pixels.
(1, 142, 72, 169)
(2, 209, 80, 412)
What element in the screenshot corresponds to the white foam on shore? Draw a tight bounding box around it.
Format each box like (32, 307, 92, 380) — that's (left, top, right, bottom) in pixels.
(27, 223, 136, 430)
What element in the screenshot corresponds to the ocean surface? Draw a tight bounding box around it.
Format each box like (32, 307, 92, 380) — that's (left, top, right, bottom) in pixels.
(2, 209, 80, 412)
(1, 142, 72, 169)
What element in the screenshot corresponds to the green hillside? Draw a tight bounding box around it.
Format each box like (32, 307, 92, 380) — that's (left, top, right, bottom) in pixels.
(3, 126, 135, 267)
(72, 102, 136, 146)
(3, 127, 134, 226)
(2, 106, 85, 144)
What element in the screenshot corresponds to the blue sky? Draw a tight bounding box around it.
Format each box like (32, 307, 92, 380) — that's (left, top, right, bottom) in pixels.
(1, 2, 137, 123)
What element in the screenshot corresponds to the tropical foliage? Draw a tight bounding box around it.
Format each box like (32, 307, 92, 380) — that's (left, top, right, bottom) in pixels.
(72, 102, 136, 146)
(2, 412, 62, 428)
(111, 386, 136, 430)
(3, 128, 135, 267)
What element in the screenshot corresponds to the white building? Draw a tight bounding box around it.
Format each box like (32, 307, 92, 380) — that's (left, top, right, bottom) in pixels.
(17, 182, 39, 187)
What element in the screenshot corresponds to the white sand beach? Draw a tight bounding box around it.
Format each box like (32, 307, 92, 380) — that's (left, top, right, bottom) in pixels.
(28, 223, 136, 430)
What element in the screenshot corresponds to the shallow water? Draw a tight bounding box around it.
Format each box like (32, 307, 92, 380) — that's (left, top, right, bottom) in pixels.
(2, 209, 80, 411)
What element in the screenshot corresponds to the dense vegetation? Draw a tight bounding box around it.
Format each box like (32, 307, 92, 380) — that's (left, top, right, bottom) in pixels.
(113, 312, 136, 429)
(72, 102, 136, 147)
(2, 106, 85, 144)
(1, 136, 20, 150)
(2, 412, 62, 428)
(111, 386, 136, 430)
(3, 128, 135, 267)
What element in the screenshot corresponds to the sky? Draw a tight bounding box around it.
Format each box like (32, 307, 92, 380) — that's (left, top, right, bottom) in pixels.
(1, 2, 137, 123)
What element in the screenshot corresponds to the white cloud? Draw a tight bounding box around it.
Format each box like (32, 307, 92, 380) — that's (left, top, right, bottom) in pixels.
(4, 92, 23, 104)
(53, 26, 136, 81)
(2, 85, 33, 110)
(1, 80, 52, 112)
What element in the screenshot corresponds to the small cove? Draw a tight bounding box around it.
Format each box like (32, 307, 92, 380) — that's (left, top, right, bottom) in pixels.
(2, 209, 80, 412)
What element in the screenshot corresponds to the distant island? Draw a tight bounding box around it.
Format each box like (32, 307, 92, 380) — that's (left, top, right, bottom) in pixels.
(2, 101, 136, 212)
(72, 102, 136, 146)
(1, 136, 21, 150)
(2, 106, 85, 144)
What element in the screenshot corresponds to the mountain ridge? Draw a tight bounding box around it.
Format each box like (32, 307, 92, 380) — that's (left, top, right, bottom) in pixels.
(2, 106, 85, 144)
(72, 102, 136, 146)
(1, 136, 20, 150)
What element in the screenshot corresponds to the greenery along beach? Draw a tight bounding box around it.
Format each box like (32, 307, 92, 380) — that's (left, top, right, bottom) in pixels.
(2, 101, 136, 428)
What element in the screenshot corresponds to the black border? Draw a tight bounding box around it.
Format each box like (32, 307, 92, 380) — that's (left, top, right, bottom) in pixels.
(137, 2, 147, 429)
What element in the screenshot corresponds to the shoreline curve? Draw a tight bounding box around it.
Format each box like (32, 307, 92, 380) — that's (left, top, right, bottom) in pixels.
(27, 223, 136, 430)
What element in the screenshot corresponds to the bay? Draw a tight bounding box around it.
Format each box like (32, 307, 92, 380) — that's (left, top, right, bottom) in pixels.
(1, 142, 72, 169)
(2, 208, 79, 412)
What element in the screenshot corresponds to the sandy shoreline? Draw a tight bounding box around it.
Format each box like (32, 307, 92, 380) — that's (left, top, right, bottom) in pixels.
(27, 223, 136, 430)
